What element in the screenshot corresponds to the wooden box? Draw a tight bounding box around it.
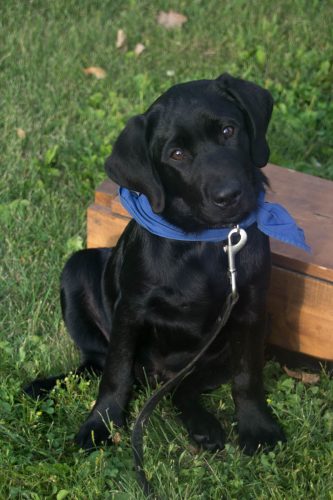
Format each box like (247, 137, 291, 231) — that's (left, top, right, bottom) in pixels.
(87, 164, 333, 362)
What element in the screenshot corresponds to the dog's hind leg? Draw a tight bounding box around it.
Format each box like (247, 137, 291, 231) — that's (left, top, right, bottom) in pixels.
(23, 361, 104, 399)
(23, 316, 107, 399)
(24, 249, 112, 399)
(23, 322, 106, 400)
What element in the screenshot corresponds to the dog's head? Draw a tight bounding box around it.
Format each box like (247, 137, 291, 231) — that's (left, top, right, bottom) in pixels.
(105, 73, 273, 231)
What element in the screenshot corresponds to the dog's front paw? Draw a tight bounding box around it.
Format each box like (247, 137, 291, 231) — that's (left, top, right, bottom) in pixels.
(238, 407, 286, 455)
(76, 416, 112, 450)
(75, 404, 124, 451)
(184, 410, 225, 452)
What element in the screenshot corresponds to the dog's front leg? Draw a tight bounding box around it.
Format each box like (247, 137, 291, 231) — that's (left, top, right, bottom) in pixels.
(76, 304, 138, 450)
(230, 304, 286, 455)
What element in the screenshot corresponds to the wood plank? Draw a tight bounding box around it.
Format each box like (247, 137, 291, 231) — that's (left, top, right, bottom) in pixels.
(87, 204, 129, 248)
(94, 179, 118, 208)
(268, 266, 333, 360)
(95, 180, 129, 218)
(265, 164, 333, 281)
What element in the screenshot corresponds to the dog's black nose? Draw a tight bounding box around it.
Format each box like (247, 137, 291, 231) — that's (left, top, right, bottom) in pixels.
(213, 183, 242, 208)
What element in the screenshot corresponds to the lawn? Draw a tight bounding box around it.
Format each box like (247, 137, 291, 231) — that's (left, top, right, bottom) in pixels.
(0, 0, 332, 498)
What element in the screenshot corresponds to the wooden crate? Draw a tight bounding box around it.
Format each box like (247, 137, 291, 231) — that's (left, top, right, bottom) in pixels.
(87, 164, 333, 362)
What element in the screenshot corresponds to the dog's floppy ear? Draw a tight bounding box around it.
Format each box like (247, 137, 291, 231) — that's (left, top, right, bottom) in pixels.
(216, 73, 273, 168)
(105, 114, 165, 213)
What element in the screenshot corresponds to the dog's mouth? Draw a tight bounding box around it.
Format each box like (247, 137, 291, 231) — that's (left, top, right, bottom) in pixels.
(196, 209, 251, 229)
(162, 191, 257, 232)
(165, 206, 252, 233)
(195, 195, 256, 229)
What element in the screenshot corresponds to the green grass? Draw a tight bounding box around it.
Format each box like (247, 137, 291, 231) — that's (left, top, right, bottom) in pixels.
(0, 0, 332, 498)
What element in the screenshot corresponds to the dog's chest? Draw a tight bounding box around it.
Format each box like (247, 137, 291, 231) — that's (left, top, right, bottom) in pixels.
(130, 233, 269, 377)
(143, 242, 257, 326)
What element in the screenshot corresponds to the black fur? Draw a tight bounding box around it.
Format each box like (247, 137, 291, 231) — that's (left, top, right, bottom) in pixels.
(25, 74, 285, 454)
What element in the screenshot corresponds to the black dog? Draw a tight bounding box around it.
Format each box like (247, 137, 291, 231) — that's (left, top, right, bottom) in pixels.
(26, 73, 285, 454)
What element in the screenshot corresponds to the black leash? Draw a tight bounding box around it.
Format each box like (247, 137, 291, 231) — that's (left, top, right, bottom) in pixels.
(131, 291, 239, 497)
(131, 226, 248, 497)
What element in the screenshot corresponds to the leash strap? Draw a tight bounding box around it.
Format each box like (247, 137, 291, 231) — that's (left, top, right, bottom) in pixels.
(131, 226, 247, 496)
(131, 291, 239, 497)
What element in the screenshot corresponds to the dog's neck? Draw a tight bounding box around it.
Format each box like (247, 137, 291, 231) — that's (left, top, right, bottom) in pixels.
(119, 188, 310, 251)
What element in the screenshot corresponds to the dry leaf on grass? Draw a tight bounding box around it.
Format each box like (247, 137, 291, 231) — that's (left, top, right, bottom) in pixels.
(283, 366, 320, 384)
(187, 444, 200, 455)
(116, 29, 127, 49)
(157, 10, 188, 29)
(16, 128, 26, 139)
(83, 66, 107, 79)
(204, 49, 217, 56)
(112, 431, 122, 445)
(134, 43, 145, 56)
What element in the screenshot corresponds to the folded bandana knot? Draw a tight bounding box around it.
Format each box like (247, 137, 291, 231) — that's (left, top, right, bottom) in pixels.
(119, 188, 310, 252)
(255, 192, 310, 252)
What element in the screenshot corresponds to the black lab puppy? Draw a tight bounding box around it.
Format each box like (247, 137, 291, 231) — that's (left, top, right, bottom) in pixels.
(26, 74, 285, 454)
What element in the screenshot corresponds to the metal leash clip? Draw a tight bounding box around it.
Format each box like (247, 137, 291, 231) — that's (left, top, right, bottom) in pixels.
(223, 225, 248, 298)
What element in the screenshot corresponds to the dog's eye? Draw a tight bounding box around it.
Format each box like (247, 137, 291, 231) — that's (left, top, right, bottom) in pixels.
(222, 126, 234, 139)
(170, 149, 186, 161)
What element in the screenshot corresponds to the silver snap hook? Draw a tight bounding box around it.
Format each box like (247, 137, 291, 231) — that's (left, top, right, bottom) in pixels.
(223, 225, 248, 297)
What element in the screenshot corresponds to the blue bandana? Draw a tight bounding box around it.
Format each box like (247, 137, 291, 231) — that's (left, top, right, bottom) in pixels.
(119, 188, 310, 252)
